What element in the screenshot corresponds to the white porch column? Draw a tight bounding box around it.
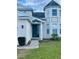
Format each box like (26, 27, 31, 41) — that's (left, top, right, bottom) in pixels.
(40, 22, 43, 40)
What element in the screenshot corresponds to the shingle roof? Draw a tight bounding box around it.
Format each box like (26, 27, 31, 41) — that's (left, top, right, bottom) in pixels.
(44, 0, 61, 10)
(33, 12, 45, 19)
(17, 4, 33, 11)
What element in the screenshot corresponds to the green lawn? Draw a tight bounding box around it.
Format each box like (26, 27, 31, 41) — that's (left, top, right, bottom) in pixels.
(17, 40, 61, 59)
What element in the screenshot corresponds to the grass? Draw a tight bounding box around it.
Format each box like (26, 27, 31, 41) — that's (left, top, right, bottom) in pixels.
(17, 40, 61, 59)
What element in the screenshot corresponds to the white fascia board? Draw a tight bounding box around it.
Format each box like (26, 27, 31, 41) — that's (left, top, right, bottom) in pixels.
(32, 17, 45, 23)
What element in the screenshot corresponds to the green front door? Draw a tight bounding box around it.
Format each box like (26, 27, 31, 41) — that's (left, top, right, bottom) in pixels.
(32, 24, 39, 37)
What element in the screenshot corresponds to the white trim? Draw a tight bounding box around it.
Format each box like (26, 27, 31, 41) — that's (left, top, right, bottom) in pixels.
(32, 17, 45, 23)
(40, 22, 43, 40)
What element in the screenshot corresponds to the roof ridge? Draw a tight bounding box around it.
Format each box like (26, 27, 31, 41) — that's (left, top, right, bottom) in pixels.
(44, 0, 60, 10)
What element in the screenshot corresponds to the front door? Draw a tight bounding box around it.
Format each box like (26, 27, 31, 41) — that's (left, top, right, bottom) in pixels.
(32, 24, 39, 37)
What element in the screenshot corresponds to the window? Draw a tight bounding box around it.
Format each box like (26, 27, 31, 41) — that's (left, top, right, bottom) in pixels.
(60, 24, 61, 34)
(52, 18, 58, 25)
(47, 24, 49, 26)
(60, 29, 61, 34)
(59, 10, 61, 16)
(47, 29, 49, 34)
(21, 25, 24, 29)
(52, 9, 57, 16)
(53, 29, 57, 34)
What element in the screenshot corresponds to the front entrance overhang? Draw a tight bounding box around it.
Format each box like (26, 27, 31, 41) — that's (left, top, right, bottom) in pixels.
(32, 17, 45, 23)
(32, 18, 44, 40)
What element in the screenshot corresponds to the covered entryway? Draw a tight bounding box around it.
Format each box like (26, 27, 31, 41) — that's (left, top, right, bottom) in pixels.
(18, 37, 26, 46)
(32, 18, 45, 40)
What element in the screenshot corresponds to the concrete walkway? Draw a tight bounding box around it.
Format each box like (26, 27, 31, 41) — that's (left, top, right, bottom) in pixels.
(17, 40, 39, 49)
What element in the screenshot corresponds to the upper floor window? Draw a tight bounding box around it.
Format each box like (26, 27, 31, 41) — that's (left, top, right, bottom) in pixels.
(52, 9, 57, 16)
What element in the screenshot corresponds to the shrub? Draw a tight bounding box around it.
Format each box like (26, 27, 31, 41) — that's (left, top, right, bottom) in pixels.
(51, 33, 61, 41)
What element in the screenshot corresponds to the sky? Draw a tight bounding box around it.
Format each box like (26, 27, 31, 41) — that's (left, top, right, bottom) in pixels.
(17, 0, 60, 12)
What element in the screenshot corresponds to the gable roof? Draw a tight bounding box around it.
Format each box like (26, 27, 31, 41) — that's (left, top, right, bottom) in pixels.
(44, 0, 61, 10)
(33, 12, 45, 19)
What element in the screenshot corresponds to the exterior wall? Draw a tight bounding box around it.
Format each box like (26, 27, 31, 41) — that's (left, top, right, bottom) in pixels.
(17, 20, 26, 37)
(17, 19, 32, 45)
(44, 6, 61, 39)
(42, 22, 47, 39)
(26, 21, 32, 44)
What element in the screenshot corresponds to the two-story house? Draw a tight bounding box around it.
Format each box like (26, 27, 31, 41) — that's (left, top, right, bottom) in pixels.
(17, 0, 61, 46)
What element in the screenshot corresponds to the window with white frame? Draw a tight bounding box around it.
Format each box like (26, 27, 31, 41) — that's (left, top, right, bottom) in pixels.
(51, 18, 58, 25)
(47, 29, 49, 34)
(53, 29, 57, 34)
(52, 9, 57, 16)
